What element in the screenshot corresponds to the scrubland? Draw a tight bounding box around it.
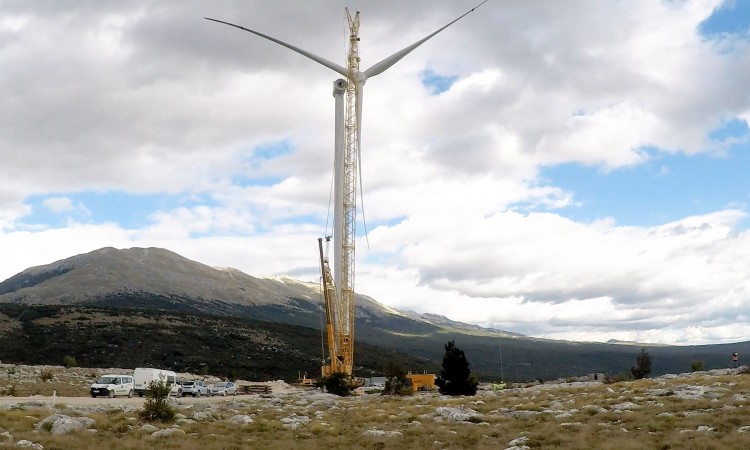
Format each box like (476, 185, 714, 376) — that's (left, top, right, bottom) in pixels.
(0, 365, 749, 449)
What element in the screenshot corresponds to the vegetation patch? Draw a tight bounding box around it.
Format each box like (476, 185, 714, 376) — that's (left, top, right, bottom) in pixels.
(138, 378, 176, 423)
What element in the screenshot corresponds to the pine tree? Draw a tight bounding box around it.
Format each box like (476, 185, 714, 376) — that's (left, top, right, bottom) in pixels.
(435, 340, 478, 396)
(631, 348, 652, 379)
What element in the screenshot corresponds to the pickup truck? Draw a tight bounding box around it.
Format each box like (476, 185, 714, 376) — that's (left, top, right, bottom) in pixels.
(181, 380, 209, 397)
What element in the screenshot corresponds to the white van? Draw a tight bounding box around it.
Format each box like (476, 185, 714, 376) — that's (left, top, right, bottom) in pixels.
(133, 367, 182, 397)
(90, 374, 134, 398)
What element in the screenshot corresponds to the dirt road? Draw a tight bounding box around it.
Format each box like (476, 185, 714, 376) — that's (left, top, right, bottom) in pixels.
(0, 394, 246, 408)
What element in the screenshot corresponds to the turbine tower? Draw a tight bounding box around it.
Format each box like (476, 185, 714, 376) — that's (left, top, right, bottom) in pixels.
(206, 1, 487, 376)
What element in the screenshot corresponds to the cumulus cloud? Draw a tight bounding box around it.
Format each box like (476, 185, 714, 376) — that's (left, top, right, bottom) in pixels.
(0, 0, 748, 344)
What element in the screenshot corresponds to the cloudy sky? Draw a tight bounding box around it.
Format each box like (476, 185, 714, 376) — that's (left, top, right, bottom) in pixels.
(2, 0, 749, 345)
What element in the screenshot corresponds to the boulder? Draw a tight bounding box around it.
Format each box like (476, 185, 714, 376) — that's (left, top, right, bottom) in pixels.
(15, 441, 43, 450)
(35, 414, 95, 435)
(432, 406, 480, 422)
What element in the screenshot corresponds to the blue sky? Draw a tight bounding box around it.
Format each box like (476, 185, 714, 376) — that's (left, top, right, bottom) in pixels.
(700, 0, 750, 36)
(1, 0, 750, 346)
(539, 119, 749, 228)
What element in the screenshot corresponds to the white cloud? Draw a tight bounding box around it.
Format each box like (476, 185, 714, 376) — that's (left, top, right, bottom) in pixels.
(42, 197, 74, 214)
(359, 209, 750, 344)
(0, 1, 748, 345)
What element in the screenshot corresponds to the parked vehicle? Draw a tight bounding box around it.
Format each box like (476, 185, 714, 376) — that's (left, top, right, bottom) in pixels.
(181, 380, 209, 397)
(133, 367, 182, 397)
(90, 374, 134, 398)
(209, 381, 237, 396)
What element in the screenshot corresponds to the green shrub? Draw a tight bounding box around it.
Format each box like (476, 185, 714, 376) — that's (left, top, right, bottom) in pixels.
(138, 379, 176, 423)
(604, 372, 634, 384)
(62, 355, 77, 368)
(690, 360, 704, 372)
(381, 361, 412, 396)
(320, 372, 356, 397)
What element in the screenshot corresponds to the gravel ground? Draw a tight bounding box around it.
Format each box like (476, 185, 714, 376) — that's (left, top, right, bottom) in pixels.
(0, 393, 257, 408)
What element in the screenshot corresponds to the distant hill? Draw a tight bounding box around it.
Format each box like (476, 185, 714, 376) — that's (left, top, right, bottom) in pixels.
(0, 303, 439, 382)
(1, 247, 748, 381)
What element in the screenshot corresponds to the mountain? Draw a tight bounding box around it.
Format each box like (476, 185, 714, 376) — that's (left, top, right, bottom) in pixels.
(0, 247, 436, 333)
(1, 247, 748, 381)
(0, 246, 322, 308)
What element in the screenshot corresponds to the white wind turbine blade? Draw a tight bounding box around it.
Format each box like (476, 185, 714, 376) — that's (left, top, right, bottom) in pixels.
(205, 17, 349, 78)
(363, 0, 488, 79)
(355, 82, 370, 248)
(356, 82, 363, 161)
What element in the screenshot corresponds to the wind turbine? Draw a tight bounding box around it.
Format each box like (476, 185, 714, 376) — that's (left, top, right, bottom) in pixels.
(206, 1, 487, 376)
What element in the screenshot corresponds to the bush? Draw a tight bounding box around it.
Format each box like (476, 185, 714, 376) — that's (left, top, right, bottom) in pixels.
(138, 379, 176, 423)
(690, 360, 704, 372)
(39, 369, 54, 382)
(62, 355, 77, 368)
(382, 361, 412, 396)
(435, 340, 478, 396)
(320, 372, 356, 397)
(604, 371, 635, 384)
(631, 348, 652, 380)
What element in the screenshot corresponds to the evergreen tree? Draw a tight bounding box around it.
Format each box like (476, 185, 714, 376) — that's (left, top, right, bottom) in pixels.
(435, 340, 478, 396)
(631, 348, 652, 379)
(138, 378, 176, 423)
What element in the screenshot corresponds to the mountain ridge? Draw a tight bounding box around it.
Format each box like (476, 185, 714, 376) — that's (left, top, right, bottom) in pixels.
(0, 246, 513, 338)
(2, 247, 748, 381)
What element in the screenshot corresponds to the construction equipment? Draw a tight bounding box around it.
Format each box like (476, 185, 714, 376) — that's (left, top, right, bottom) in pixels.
(296, 372, 316, 388)
(319, 236, 351, 376)
(205, 2, 487, 382)
(406, 372, 437, 392)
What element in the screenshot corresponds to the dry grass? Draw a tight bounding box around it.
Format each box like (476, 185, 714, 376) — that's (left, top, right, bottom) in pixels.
(0, 371, 749, 449)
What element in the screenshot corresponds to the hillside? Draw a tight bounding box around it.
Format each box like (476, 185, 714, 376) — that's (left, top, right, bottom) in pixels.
(1, 247, 748, 381)
(0, 304, 438, 382)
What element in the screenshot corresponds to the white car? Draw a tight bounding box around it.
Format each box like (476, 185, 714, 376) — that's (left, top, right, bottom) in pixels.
(181, 380, 209, 397)
(209, 381, 237, 396)
(90, 375, 134, 398)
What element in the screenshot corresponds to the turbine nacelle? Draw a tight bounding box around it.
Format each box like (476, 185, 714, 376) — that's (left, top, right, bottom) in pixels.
(206, 0, 487, 86)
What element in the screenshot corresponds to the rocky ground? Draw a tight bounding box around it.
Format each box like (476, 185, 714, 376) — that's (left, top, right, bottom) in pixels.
(0, 364, 749, 449)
